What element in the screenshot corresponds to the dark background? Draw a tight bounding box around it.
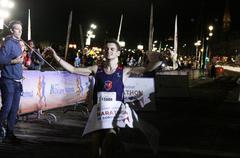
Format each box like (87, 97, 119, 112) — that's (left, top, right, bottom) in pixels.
(7, 0, 240, 49)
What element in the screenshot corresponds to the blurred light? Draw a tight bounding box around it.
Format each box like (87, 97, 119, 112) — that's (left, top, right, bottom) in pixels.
(85, 37, 90, 46)
(0, 9, 9, 18)
(209, 32, 213, 37)
(208, 25, 213, 31)
(69, 44, 77, 49)
(137, 45, 143, 50)
(0, 0, 8, 7)
(206, 37, 209, 40)
(0, 0, 13, 8)
(87, 30, 93, 35)
(119, 41, 125, 47)
(152, 47, 157, 51)
(194, 40, 201, 46)
(8, 1, 14, 8)
(0, 18, 3, 29)
(90, 24, 97, 29)
(205, 57, 209, 62)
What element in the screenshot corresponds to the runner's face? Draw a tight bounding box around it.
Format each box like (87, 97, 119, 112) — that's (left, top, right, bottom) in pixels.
(104, 43, 120, 60)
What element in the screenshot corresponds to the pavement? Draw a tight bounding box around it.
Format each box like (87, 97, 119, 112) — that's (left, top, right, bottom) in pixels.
(0, 75, 240, 158)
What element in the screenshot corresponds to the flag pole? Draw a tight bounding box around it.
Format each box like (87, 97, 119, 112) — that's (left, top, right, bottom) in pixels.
(27, 9, 31, 41)
(79, 24, 84, 49)
(148, 3, 153, 51)
(172, 14, 178, 70)
(64, 11, 72, 60)
(117, 14, 123, 42)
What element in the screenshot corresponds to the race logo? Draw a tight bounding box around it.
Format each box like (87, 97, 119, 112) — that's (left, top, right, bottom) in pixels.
(104, 80, 112, 91)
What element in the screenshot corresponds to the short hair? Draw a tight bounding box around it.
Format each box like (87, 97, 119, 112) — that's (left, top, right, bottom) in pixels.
(104, 39, 121, 51)
(27, 39, 34, 44)
(9, 20, 22, 30)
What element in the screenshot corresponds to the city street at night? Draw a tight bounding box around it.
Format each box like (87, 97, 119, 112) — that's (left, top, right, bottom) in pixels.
(0, 75, 239, 158)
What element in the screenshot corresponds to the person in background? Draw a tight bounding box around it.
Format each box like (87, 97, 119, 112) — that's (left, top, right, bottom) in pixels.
(0, 20, 24, 144)
(19, 40, 28, 70)
(74, 52, 81, 67)
(26, 40, 44, 70)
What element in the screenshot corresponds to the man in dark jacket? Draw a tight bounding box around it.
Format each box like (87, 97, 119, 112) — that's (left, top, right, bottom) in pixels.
(26, 40, 44, 70)
(0, 20, 24, 144)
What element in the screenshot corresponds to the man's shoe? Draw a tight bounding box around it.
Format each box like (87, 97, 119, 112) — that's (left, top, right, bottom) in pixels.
(0, 127, 6, 142)
(3, 134, 21, 144)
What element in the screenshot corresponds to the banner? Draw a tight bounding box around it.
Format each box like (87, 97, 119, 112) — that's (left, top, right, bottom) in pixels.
(0, 71, 155, 114)
(124, 77, 156, 111)
(0, 71, 91, 114)
(83, 103, 137, 136)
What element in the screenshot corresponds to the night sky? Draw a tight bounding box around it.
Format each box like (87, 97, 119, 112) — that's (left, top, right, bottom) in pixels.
(7, 0, 240, 48)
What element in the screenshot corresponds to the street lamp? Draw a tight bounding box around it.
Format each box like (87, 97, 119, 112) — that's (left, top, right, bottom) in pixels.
(208, 25, 213, 31)
(90, 24, 97, 29)
(208, 25, 214, 37)
(0, 0, 14, 29)
(85, 23, 97, 46)
(201, 25, 214, 70)
(205, 25, 214, 69)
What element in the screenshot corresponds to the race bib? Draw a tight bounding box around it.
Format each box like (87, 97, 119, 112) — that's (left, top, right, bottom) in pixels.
(97, 92, 116, 106)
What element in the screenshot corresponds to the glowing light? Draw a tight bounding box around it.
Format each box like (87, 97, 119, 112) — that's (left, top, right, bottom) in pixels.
(0, 0, 14, 8)
(137, 45, 143, 50)
(0, 9, 9, 18)
(194, 40, 201, 46)
(208, 25, 213, 31)
(119, 41, 125, 47)
(90, 24, 97, 29)
(69, 44, 77, 49)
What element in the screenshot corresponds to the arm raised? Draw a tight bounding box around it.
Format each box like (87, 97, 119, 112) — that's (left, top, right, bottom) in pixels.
(46, 47, 97, 76)
(123, 51, 162, 78)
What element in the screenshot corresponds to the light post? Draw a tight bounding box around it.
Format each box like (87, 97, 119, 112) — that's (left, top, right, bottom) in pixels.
(0, 0, 14, 29)
(85, 23, 97, 46)
(204, 25, 214, 69)
(194, 40, 201, 69)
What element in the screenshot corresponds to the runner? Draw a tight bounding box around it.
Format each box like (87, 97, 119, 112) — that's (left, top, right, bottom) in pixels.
(46, 39, 161, 158)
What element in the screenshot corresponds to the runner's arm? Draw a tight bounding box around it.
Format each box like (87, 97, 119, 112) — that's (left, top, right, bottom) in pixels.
(123, 51, 162, 78)
(46, 47, 97, 76)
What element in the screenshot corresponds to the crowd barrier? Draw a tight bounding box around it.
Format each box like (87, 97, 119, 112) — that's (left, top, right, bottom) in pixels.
(0, 70, 156, 114)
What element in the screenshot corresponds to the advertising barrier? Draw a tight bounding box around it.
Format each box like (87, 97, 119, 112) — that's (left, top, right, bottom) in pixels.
(0, 71, 156, 114)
